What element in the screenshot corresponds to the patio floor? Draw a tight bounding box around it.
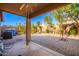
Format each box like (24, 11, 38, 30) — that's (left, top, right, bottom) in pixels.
(3, 36, 63, 56)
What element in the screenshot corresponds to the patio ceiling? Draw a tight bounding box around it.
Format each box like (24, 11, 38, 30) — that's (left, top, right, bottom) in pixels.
(0, 3, 69, 19)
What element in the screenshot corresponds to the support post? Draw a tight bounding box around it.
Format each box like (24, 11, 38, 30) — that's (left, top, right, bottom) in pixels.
(0, 11, 3, 37)
(26, 4, 31, 45)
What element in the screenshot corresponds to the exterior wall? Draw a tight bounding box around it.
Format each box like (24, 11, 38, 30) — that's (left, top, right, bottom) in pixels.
(40, 24, 54, 33)
(1, 25, 8, 33)
(1, 25, 16, 33)
(40, 24, 48, 33)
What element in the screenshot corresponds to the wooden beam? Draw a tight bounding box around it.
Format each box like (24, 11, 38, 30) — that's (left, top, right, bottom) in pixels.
(29, 3, 69, 19)
(19, 4, 26, 11)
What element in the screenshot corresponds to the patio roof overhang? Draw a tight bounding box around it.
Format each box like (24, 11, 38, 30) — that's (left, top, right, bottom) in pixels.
(0, 3, 70, 44)
(0, 3, 69, 19)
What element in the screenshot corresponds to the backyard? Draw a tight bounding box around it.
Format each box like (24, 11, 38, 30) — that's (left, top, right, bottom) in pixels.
(0, 3, 79, 56)
(2, 34, 79, 56)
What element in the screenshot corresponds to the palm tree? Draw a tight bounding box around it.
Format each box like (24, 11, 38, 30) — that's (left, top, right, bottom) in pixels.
(44, 16, 53, 33)
(36, 21, 42, 33)
(17, 22, 26, 34)
(37, 21, 41, 27)
(31, 24, 37, 33)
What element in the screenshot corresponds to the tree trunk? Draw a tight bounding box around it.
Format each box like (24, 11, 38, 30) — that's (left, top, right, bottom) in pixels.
(60, 24, 66, 41)
(61, 30, 64, 40)
(76, 24, 79, 35)
(74, 20, 79, 35)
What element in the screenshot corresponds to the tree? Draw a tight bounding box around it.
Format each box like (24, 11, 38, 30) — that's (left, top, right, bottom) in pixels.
(52, 3, 79, 40)
(37, 21, 41, 27)
(44, 16, 52, 25)
(44, 16, 53, 33)
(31, 24, 37, 33)
(17, 23, 26, 34)
(64, 4, 79, 35)
(53, 8, 66, 40)
(36, 21, 42, 33)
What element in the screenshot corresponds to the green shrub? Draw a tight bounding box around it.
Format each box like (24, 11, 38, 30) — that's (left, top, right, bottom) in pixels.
(68, 26, 77, 35)
(46, 29, 50, 33)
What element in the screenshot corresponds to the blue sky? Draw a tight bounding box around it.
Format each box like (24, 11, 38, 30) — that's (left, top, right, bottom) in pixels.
(31, 12, 58, 25)
(1, 11, 58, 26)
(2, 12, 26, 26)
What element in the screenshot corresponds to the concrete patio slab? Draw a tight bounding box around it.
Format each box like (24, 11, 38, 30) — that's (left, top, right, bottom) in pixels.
(3, 40, 63, 56)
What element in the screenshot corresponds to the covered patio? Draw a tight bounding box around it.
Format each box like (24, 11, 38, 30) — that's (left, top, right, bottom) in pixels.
(0, 3, 68, 56)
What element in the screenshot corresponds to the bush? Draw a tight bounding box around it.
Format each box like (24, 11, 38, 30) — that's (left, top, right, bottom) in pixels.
(68, 26, 77, 35)
(46, 29, 50, 33)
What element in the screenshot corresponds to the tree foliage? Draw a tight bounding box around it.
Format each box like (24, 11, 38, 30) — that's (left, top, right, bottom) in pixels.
(52, 3, 79, 36)
(37, 21, 41, 27)
(17, 23, 26, 34)
(44, 16, 52, 25)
